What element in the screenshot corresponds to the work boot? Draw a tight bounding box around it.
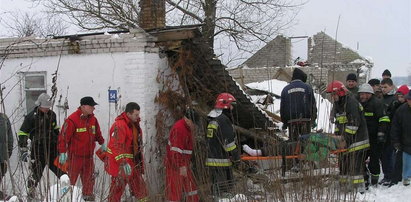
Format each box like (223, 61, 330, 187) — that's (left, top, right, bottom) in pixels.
(371, 176, 379, 186)
(403, 178, 411, 186)
(83, 195, 95, 201)
(379, 178, 391, 186)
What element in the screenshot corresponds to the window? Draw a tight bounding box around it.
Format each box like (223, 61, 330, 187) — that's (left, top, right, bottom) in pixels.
(22, 72, 47, 113)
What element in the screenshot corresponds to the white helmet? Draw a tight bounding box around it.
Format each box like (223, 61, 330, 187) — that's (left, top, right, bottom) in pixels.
(358, 83, 374, 94)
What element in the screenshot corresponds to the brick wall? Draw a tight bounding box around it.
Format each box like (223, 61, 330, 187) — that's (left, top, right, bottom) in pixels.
(139, 0, 166, 30)
(242, 35, 291, 68)
(308, 32, 363, 65)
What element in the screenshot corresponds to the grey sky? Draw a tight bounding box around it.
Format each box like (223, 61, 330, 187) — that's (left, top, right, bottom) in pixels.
(1, 0, 410, 78)
(288, 0, 411, 78)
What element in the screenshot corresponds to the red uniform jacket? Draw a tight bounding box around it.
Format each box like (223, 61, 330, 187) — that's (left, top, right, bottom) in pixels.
(106, 112, 143, 177)
(58, 108, 104, 157)
(165, 119, 194, 169)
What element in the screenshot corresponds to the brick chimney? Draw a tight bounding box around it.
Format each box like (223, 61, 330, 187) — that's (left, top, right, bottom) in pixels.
(139, 0, 166, 30)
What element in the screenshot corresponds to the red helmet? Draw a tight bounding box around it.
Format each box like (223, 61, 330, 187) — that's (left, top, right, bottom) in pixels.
(326, 80, 348, 97)
(215, 93, 236, 109)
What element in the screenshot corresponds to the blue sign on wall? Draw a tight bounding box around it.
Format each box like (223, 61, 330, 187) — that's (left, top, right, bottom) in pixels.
(108, 90, 117, 103)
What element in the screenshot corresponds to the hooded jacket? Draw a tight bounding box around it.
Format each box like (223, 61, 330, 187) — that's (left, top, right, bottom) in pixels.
(106, 112, 143, 177)
(165, 118, 194, 169)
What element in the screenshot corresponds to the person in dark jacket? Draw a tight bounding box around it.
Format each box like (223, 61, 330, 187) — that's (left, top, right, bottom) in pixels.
(18, 93, 65, 198)
(0, 113, 13, 200)
(390, 85, 410, 184)
(346, 73, 359, 96)
(391, 91, 411, 185)
(379, 78, 397, 185)
(280, 68, 317, 142)
(206, 93, 240, 198)
(382, 69, 392, 79)
(326, 81, 369, 192)
(358, 84, 389, 187)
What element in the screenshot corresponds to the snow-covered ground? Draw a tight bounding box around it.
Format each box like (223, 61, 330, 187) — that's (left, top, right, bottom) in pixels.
(246, 79, 334, 133)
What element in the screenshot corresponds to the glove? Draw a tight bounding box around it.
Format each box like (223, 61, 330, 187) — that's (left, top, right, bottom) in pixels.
(59, 153, 68, 164)
(393, 143, 401, 152)
(179, 166, 188, 177)
(20, 147, 29, 162)
(377, 132, 386, 143)
(100, 143, 107, 152)
(121, 163, 132, 176)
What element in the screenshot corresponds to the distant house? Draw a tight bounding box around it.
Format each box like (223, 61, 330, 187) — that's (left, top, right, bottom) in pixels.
(229, 32, 373, 91)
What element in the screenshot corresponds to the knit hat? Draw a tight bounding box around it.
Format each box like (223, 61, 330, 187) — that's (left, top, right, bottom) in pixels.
(346, 73, 357, 82)
(292, 68, 307, 83)
(382, 69, 392, 77)
(396, 85, 410, 96)
(35, 93, 52, 108)
(368, 79, 380, 86)
(358, 84, 374, 94)
(80, 96, 98, 106)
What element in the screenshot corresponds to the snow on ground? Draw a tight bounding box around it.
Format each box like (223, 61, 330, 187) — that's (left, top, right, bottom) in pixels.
(246, 79, 334, 133)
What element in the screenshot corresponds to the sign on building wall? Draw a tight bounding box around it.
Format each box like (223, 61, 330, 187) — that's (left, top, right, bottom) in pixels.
(108, 90, 117, 103)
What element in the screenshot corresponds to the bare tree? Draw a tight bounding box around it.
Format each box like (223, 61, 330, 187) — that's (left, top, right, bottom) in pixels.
(1, 11, 68, 37)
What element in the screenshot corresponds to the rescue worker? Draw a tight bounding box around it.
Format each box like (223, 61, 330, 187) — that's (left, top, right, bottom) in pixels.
(280, 68, 317, 171)
(326, 80, 369, 192)
(206, 93, 240, 198)
(379, 78, 397, 186)
(280, 68, 317, 141)
(57, 96, 106, 201)
(391, 90, 411, 186)
(368, 79, 382, 99)
(390, 85, 410, 185)
(345, 73, 359, 96)
(106, 102, 148, 202)
(18, 93, 65, 198)
(357, 84, 388, 187)
(165, 108, 199, 202)
(0, 113, 12, 200)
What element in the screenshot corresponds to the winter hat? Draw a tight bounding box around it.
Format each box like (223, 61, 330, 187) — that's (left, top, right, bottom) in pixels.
(396, 85, 410, 96)
(80, 96, 98, 106)
(35, 93, 52, 108)
(382, 69, 392, 77)
(368, 79, 380, 86)
(346, 73, 357, 82)
(358, 84, 374, 94)
(292, 68, 307, 82)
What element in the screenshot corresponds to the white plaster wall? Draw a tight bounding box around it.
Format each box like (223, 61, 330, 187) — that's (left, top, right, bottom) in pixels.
(0, 51, 166, 196)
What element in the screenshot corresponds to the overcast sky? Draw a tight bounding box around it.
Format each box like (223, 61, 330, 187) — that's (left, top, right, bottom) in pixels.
(1, 0, 410, 78)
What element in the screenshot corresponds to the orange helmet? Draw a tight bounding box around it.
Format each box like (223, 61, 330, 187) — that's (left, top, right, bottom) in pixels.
(215, 93, 236, 109)
(326, 80, 348, 97)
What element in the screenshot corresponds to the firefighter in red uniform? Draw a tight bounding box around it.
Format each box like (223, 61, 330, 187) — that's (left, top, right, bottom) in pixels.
(57, 96, 105, 201)
(106, 102, 148, 202)
(165, 108, 200, 202)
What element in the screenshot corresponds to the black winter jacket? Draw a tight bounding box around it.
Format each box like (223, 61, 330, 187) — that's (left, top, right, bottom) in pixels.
(280, 80, 317, 127)
(391, 103, 411, 154)
(333, 95, 369, 152)
(361, 96, 388, 144)
(18, 107, 59, 154)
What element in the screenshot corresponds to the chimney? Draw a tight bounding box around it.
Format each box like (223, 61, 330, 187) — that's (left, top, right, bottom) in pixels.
(139, 0, 166, 30)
